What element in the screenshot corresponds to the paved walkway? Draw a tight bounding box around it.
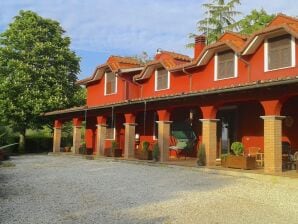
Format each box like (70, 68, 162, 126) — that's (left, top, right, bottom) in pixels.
(1, 155, 298, 224)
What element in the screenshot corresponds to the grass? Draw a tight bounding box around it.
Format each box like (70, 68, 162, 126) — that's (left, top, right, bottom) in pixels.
(0, 161, 15, 168)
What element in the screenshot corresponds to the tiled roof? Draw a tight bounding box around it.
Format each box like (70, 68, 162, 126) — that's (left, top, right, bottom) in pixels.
(158, 50, 191, 62)
(133, 50, 191, 81)
(77, 56, 142, 85)
(45, 76, 298, 116)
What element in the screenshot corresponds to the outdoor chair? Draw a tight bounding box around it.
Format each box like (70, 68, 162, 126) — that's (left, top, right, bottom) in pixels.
(246, 147, 264, 167)
(169, 136, 188, 159)
(282, 141, 293, 170)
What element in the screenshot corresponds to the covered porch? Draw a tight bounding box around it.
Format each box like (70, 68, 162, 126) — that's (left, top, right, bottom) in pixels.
(47, 80, 298, 174)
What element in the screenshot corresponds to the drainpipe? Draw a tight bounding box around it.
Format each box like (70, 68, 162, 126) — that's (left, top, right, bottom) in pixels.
(238, 54, 251, 82)
(182, 66, 193, 92)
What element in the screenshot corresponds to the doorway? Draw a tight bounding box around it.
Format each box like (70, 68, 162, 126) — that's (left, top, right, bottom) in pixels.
(217, 107, 238, 157)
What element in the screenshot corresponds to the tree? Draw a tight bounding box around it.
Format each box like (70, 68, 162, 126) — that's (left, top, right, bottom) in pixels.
(238, 9, 274, 35)
(188, 0, 241, 47)
(0, 10, 82, 152)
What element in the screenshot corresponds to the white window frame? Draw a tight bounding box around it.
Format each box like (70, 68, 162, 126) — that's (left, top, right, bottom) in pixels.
(105, 128, 116, 141)
(153, 112, 158, 140)
(154, 69, 170, 91)
(104, 72, 117, 95)
(264, 35, 296, 72)
(214, 51, 238, 81)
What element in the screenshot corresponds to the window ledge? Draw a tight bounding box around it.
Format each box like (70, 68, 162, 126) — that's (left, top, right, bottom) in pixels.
(265, 65, 295, 72)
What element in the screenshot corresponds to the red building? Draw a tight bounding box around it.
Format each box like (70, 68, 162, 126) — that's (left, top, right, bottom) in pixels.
(46, 14, 298, 173)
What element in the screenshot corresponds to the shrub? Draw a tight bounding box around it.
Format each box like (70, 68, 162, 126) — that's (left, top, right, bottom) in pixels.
(197, 144, 206, 166)
(141, 141, 150, 152)
(152, 143, 159, 161)
(79, 142, 86, 154)
(231, 142, 244, 156)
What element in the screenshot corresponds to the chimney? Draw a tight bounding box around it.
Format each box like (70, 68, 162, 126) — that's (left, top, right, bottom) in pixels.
(194, 35, 206, 58)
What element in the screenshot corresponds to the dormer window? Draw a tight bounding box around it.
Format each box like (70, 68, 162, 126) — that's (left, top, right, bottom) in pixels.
(214, 50, 238, 80)
(265, 34, 295, 71)
(155, 68, 170, 91)
(104, 72, 117, 95)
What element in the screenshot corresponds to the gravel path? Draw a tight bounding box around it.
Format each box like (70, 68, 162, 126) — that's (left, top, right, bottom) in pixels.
(0, 155, 298, 224)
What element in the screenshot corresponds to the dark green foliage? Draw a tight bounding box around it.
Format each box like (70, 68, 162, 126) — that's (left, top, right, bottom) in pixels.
(238, 9, 274, 35)
(231, 142, 244, 156)
(141, 141, 150, 152)
(197, 144, 206, 166)
(0, 10, 82, 151)
(152, 143, 159, 161)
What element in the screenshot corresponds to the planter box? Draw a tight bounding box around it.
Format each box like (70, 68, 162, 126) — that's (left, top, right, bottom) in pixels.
(135, 150, 152, 160)
(225, 155, 256, 170)
(104, 148, 122, 157)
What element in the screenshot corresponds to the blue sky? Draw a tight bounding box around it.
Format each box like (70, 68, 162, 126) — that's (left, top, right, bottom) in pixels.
(0, 0, 296, 79)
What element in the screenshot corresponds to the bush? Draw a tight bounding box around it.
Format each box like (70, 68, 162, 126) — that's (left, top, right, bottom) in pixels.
(197, 144, 206, 166)
(25, 136, 53, 153)
(152, 143, 159, 161)
(141, 141, 150, 152)
(231, 142, 244, 156)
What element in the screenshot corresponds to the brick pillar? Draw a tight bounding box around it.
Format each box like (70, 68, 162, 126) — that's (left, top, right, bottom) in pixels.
(123, 123, 137, 159)
(53, 120, 62, 153)
(72, 118, 82, 154)
(72, 126, 82, 154)
(200, 119, 218, 166)
(124, 113, 136, 159)
(53, 127, 62, 153)
(157, 121, 172, 162)
(95, 116, 107, 156)
(261, 116, 285, 173)
(96, 124, 107, 156)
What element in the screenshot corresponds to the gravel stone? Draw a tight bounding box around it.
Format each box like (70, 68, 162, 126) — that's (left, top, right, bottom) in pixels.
(0, 155, 297, 224)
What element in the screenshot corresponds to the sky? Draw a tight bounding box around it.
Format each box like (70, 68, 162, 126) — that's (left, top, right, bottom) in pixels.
(0, 0, 297, 79)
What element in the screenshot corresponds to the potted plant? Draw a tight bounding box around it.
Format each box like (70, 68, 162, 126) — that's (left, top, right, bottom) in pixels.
(225, 142, 256, 169)
(221, 154, 229, 167)
(110, 140, 122, 157)
(79, 142, 86, 154)
(152, 143, 159, 162)
(136, 141, 152, 160)
(197, 143, 206, 166)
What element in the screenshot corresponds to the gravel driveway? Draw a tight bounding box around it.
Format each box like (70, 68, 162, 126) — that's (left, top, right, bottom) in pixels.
(0, 155, 298, 224)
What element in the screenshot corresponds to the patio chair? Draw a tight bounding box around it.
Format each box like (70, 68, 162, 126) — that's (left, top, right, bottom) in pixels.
(169, 136, 188, 159)
(246, 147, 264, 167)
(282, 141, 293, 170)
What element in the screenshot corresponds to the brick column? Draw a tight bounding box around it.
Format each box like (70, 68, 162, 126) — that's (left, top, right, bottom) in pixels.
(96, 124, 107, 156)
(261, 116, 285, 173)
(53, 120, 62, 153)
(124, 113, 136, 159)
(157, 121, 172, 162)
(72, 118, 82, 154)
(95, 116, 107, 156)
(200, 119, 218, 166)
(124, 123, 137, 159)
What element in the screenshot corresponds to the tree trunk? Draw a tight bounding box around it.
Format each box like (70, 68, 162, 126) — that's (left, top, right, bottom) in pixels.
(18, 129, 26, 154)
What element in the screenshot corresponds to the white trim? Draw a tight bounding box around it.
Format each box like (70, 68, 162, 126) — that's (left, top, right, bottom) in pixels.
(154, 69, 170, 91)
(243, 36, 259, 55)
(105, 128, 116, 140)
(214, 52, 238, 81)
(264, 39, 268, 72)
(264, 35, 296, 72)
(197, 50, 209, 66)
(104, 72, 118, 96)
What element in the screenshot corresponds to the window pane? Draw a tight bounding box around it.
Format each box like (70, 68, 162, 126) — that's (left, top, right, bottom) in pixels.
(268, 34, 291, 70)
(156, 69, 168, 90)
(217, 51, 235, 79)
(105, 72, 116, 94)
